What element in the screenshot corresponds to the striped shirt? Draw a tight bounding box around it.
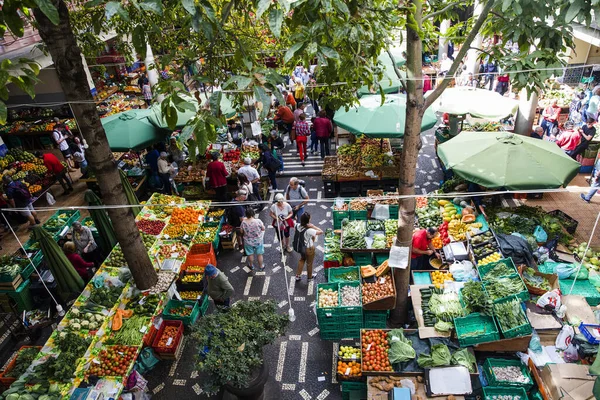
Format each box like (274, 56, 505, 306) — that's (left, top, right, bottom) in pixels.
(294, 120, 310, 137)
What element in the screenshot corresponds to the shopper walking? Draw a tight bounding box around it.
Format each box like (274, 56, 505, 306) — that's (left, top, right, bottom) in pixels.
(541, 99, 561, 136)
(259, 144, 280, 191)
(294, 77, 305, 106)
(270, 193, 294, 252)
(293, 114, 310, 166)
(36, 151, 73, 195)
(69, 136, 88, 176)
(157, 152, 174, 195)
(229, 189, 248, 251)
(71, 221, 103, 266)
(309, 117, 318, 155)
(570, 117, 596, 160)
(52, 122, 75, 171)
(142, 82, 153, 106)
(205, 264, 234, 308)
(294, 103, 306, 121)
(3, 175, 40, 229)
(63, 241, 94, 282)
(238, 158, 262, 201)
(314, 110, 333, 159)
(584, 88, 600, 121)
(581, 169, 600, 203)
(294, 212, 323, 281)
(206, 152, 229, 202)
(240, 208, 265, 271)
(269, 130, 285, 173)
(285, 177, 309, 222)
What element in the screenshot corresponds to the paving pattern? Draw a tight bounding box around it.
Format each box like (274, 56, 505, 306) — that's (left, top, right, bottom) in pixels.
(145, 128, 444, 398)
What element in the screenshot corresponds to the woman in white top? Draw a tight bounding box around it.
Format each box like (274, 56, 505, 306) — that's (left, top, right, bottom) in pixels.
(269, 193, 294, 252)
(295, 212, 323, 281)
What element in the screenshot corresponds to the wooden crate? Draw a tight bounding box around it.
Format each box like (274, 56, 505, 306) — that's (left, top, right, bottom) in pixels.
(221, 232, 237, 250)
(362, 271, 396, 311)
(0, 276, 23, 291)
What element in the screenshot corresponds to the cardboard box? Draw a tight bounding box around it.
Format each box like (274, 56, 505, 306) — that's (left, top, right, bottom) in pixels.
(563, 295, 597, 326)
(539, 363, 595, 400)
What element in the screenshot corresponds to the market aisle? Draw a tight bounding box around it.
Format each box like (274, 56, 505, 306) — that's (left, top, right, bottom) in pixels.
(279, 135, 326, 177)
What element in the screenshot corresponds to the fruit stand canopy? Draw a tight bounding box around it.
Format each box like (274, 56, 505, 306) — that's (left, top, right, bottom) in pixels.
(101, 110, 166, 151)
(429, 87, 519, 120)
(437, 132, 581, 189)
(333, 94, 437, 138)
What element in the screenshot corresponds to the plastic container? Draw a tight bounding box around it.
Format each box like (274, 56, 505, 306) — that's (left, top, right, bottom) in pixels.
(493, 296, 532, 339)
(352, 253, 373, 266)
(559, 279, 600, 306)
(363, 310, 388, 329)
(0, 280, 34, 312)
(333, 209, 350, 230)
(199, 294, 210, 316)
(323, 260, 340, 270)
(162, 299, 200, 326)
(338, 281, 363, 322)
(482, 386, 528, 400)
(483, 358, 534, 390)
(152, 320, 184, 355)
(477, 258, 517, 280)
(349, 210, 368, 220)
(579, 322, 600, 344)
(327, 266, 360, 283)
(342, 381, 367, 400)
(454, 313, 500, 347)
(483, 273, 529, 303)
(187, 243, 217, 266)
(374, 253, 390, 265)
(316, 282, 341, 320)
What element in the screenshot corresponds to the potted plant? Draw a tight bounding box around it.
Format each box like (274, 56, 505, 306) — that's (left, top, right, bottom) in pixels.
(192, 300, 289, 399)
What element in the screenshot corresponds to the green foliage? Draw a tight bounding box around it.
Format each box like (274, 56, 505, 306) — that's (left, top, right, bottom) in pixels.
(191, 300, 288, 394)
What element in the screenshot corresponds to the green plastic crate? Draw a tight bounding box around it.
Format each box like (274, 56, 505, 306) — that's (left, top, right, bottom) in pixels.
(454, 313, 500, 347)
(333, 210, 350, 229)
(482, 386, 528, 400)
(20, 262, 36, 280)
(493, 296, 532, 339)
(42, 216, 67, 233)
(199, 294, 209, 315)
(483, 358, 534, 390)
(349, 210, 367, 220)
(388, 205, 399, 219)
(0, 280, 34, 312)
(163, 299, 200, 326)
(339, 281, 362, 320)
(327, 266, 360, 283)
(317, 282, 341, 320)
(363, 310, 388, 329)
(559, 279, 600, 306)
(352, 253, 373, 266)
(52, 209, 81, 227)
(341, 321, 362, 339)
(374, 253, 390, 265)
(413, 272, 432, 285)
(320, 325, 343, 340)
(342, 381, 367, 400)
(477, 258, 517, 280)
(483, 273, 529, 303)
(80, 216, 97, 231)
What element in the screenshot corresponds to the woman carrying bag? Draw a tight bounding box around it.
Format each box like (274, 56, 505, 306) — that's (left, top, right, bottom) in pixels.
(270, 193, 294, 252)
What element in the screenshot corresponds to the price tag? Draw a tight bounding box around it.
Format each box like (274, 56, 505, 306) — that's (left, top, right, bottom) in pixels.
(170, 201, 176, 205)
(118, 352, 124, 356)
(351, 354, 357, 360)
(345, 367, 351, 376)
(93, 359, 101, 364)
(171, 245, 177, 251)
(164, 234, 170, 239)
(171, 252, 179, 259)
(379, 278, 385, 284)
(326, 313, 332, 318)
(183, 234, 189, 240)
(166, 337, 173, 346)
(138, 297, 146, 305)
(140, 325, 148, 333)
(391, 336, 400, 342)
(366, 343, 372, 351)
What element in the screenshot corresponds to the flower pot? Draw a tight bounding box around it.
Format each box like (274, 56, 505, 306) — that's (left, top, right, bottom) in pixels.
(223, 362, 269, 400)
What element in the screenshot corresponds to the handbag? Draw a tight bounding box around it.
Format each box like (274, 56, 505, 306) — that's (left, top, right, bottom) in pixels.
(286, 217, 295, 228)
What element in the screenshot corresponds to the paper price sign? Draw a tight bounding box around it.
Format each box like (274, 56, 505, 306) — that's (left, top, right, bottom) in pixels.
(379, 278, 386, 284)
(166, 337, 173, 346)
(140, 325, 148, 333)
(366, 343, 372, 351)
(345, 368, 351, 376)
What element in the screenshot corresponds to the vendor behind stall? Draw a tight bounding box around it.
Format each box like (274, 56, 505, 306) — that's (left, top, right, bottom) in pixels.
(411, 227, 440, 270)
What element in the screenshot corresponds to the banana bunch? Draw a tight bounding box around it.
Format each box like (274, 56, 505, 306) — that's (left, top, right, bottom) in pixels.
(448, 219, 469, 241)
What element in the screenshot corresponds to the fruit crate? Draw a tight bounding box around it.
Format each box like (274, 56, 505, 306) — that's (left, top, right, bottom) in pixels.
(45, 209, 81, 231)
(338, 281, 363, 321)
(162, 299, 200, 326)
(349, 209, 368, 220)
(327, 266, 360, 283)
(0, 346, 42, 387)
(333, 206, 350, 230)
(19, 262, 35, 280)
(477, 258, 517, 280)
(0, 280, 33, 312)
(320, 326, 343, 341)
(80, 216, 97, 231)
(454, 313, 500, 347)
(341, 321, 363, 339)
(413, 271, 432, 285)
(152, 319, 184, 357)
(579, 322, 600, 344)
(482, 358, 534, 390)
(483, 273, 529, 303)
(352, 253, 373, 266)
(374, 253, 390, 265)
(482, 386, 528, 400)
(316, 282, 341, 320)
(342, 381, 367, 400)
(559, 279, 600, 306)
(363, 310, 388, 329)
(199, 294, 209, 316)
(323, 260, 340, 270)
(493, 296, 532, 339)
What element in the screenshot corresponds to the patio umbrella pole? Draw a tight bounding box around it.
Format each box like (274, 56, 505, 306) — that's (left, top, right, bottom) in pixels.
(568, 211, 600, 295)
(1, 214, 64, 315)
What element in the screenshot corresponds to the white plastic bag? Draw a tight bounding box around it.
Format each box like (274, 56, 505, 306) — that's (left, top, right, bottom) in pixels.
(449, 260, 477, 282)
(537, 288, 562, 311)
(46, 192, 56, 206)
(555, 325, 574, 350)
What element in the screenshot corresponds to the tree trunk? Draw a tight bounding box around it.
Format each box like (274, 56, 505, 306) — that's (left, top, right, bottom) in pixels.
(390, 0, 426, 326)
(34, 0, 158, 289)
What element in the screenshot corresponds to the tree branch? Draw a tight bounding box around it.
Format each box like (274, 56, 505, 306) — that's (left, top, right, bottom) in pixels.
(385, 47, 407, 92)
(424, 1, 461, 20)
(469, 46, 493, 58)
(423, 0, 495, 109)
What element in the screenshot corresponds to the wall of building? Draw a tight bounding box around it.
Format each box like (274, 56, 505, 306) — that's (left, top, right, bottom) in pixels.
(5, 68, 66, 105)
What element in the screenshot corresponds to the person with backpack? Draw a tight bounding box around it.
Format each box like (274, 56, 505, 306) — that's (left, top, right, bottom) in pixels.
(294, 212, 323, 281)
(259, 144, 280, 191)
(270, 193, 294, 252)
(228, 190, 248, 252)
(285, 177, 309, 223)
(3, 175, 40, 229)
(240, 208, 265, 271)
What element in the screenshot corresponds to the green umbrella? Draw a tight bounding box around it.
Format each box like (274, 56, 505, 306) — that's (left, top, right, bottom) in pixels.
(119, 169, 142, 216)
(84, 190, 117, 253)
(437, 132, 581, 189)
(101, 110, 165, 150)
(32, 227, 84, 299)
(333, 94, 437, 138)
(357, 51, 405, 97)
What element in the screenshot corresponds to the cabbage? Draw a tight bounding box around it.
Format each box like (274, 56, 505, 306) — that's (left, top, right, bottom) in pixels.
(387, 329, 416, 363)
(6, 394, 21, 400)
(451, 348, 476, 373)
(417, 344, 452, 368)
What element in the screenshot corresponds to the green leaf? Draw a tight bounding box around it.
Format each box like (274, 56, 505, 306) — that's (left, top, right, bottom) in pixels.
(164, 103, 178, 130)
(181, 0, 196, 15)
(139, 0, 163, 15)
(501, 0, 511, 12)
(235, 75, 253, 89)
(105, 2, 124, 19)
(209, 91, 222, 117)
(10, 76, 36, 99)
(84, 0, 104, 8)
(0, 102, 6, 125)
(320, 46, 339, 60)
(0, 71, 8, 87)
(253, 86, 271, 119)
(33, 0, 60, 24)
(268, 8, 283, 38)
(284, 42, 304, 64)
(565, 1, 581, 23)
(221, 1, 233, 23)
(333, 0, 349, 16)
(3, 3, 24, 37)
(132, 25, 147, 59)
(256, 0, 271, 19)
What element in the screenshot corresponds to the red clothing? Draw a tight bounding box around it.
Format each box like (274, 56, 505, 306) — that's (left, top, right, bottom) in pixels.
(286, 93, 296, 108)
(497, 74, 510, 83)
(423, 75, 432, 93)
(274, 106, 295, 124)
(66, 252, 93, 280)
(313, 117, 333, 139)
(556, 130, 580, 151)
(206, 160, 228, 188)
(542, 105, 561, 123)
(411, 229, 430, 259)
(42, 153, 65, 175)
(296, 136, 307, 162)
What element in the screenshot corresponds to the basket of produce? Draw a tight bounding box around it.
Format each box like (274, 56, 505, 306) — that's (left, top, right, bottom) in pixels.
(0, 256, 27, 282)
(459, 281, 493, 314)
(136, 219, 166, 236)
(454, 313, 500, 347)
(341, 221, 367, 250)
(327, 266, 360, 283)
(52, 209, 81, 226)
(192, 226, 220, 245)
(483, 358, 534, 390)
(478, 258, 517, 281)
(517, 265, 556, 295)
(317, 283, 340, 321)
(176, 269, 204, 291)
(360, 329, 394, 374)
(163, 299, 201, 326)
(179, 290, 203, 301)
(483, 274, 528, 302)
(349, 198, 368, 220)
(161, 223, 198, 242)
(469, 230, 497, 247)
(107, 315, 151, 345)
(0, 346, 41, 386)
(81, 217, 96, 231)
(416, 199, 443, 229)
(548, 210, 578, 235)
(332, 201, 349, 229)
(42, 215, 69, 232)
(85, 345, 139, 378)
(493, 296, 532, 339)
(362, 270, 396, 311)
(151, 240, 189, 263)
(429, 270, 453, 288)
(482, 386, 528, 400)
(339, 281, 362, 316)
(419, 286, 464, 331)
(152, 319, 184, 357)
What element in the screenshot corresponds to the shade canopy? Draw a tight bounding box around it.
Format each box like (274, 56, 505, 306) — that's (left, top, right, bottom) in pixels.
(429, 87, 519, 120)
(357, 51, 405, 97)
(101, 110, 165, 150)
(334, 94, 437, 138)
(437, 132, 581, 189)
(32, 227, 85, 299)
(84, 189, 117, 253)
(119, 169, 142, 216)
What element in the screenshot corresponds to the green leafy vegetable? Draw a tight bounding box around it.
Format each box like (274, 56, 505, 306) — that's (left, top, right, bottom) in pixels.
(522, 268, 551, 291)
(417, 344, 452, 368)
(494, 298, 528, 332)
(484, 275, 526, 300)
(386, 329, 415, 363)
(461, 281, 493, 315)
(434, 320, 453, 332)
(451, 348, 476, 373)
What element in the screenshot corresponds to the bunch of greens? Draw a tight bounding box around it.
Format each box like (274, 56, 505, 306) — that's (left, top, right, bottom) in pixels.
(386, 329, 416, 363)
(434, 320, 453, 332)
(367, 220, 385, 232)
(428, 292, 464, 321)
(482, 261, 515, 280)
(484, 276, 526, 300)
(440, 176, 466, 193)
(522, 268, 551, 291)
(494, 298, 528, 332)
(107, 315, 149, 346)
(89, 286, 123, 308)
(324, 232, 343, 263)
(371, 234, 387, 249)
(342, 221, 367, 249)
(417, 344, 452, 368)
(6, 347, 41, 378)
(461, 281, 493, 315)
(451, 348, 477, 373)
